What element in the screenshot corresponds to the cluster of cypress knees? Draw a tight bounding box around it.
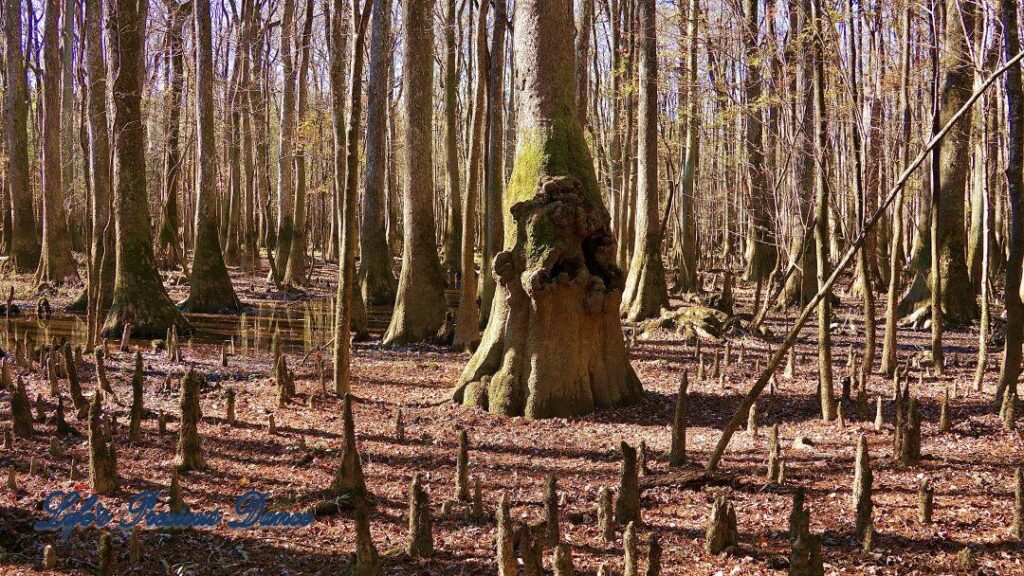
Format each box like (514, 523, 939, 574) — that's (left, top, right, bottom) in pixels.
(4, 335, 1024, 575)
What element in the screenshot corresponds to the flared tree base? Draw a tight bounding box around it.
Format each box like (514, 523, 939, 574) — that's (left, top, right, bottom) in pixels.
(453, 177, 641, 419)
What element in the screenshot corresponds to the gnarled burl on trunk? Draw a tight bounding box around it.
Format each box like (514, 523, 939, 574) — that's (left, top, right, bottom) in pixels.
(452, 0, 640, 419)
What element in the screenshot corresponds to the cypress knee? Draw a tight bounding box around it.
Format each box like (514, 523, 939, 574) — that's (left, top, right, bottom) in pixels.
(623, 521, 639, 576)
(455, 429, 470, 501)
(407, 472, 433, 558)
(175, 370, 206, 472)
(544, 472, 560, 546)
(670, 371, 688, 466)
(852, 435, 873, 545)
(705, 495, 738, 555)
(496, 492, 517, 576)
(88, 392, 118, 494)
(615, 442, 641, 525)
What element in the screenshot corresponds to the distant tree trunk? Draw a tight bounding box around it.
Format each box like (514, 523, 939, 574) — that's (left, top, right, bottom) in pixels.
(674, 0, 700, 294)
(271, 0, 298, 283)
(103, 0, 188, 338)
(811, 0, 834, 422)
(780, 0, 817, 308)
(383, 0, 447, 345)
(440, 0, 462, 285)
(453, 0, 641, 419)
(846, 0, 875, 377)
(576, 0, 593, 130)
(180, 0, 242, 313)
(333, 0, 371, 395)
(741, 0, 777, 283)
(221, 15, 245, 269)
(36, 0, 79, 285)
(237, 0, 258, 272)
(282, 0, 315, 285)
(80, 0, 114, 314)
(156, 1, 188, 274)
(480, 0, 507, 326)
(882, 3, 912, 376)
(249, 10, 270, 274)
(359, 0, 397, 306)
(60, 0, 75, 243)
(900, 0, 978, 326)
(997, 0, 1023, 408)
(620, 0, 667, 321)
(454, 0, 489, 350)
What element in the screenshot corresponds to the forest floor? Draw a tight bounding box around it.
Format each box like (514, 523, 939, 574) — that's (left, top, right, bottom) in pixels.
(1, 261, 1022, 575)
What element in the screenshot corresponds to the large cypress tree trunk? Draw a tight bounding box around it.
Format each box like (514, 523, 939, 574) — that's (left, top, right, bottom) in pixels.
(453, 0, 641, 419)
(5, 0, 39, 273)
(36, 0, 79, 286)
(383, 0, 448, 345)
(620, 0, 668, 321)
(102, 0, 188, 339)
(359, 0, 397, 306)
(899, 0, 978, 326)
(180, 0, 242, 314)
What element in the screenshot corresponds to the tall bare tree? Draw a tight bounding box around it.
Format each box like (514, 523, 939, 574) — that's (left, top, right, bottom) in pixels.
(620, 0, 668, 321)
(359, 0, 397, 306)
(103, 0, 187, 338)
(36, 0, 78, 285)
(383, 0, 447, 345)
(180, 0, 242, 313)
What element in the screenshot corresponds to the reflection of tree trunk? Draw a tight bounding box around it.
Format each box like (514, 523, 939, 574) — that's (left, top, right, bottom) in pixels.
(360, 0, 398, 306)
(180, 0, 242, 314)
(997, 0, 1023, 409)
(620, 0, 667, 321)
(103, 0, 188, 339)
(36, 0, 79, 285)
(454, 0, 641, 419)
(900, 0, 978, 326)
(383, 0, 447, 346)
